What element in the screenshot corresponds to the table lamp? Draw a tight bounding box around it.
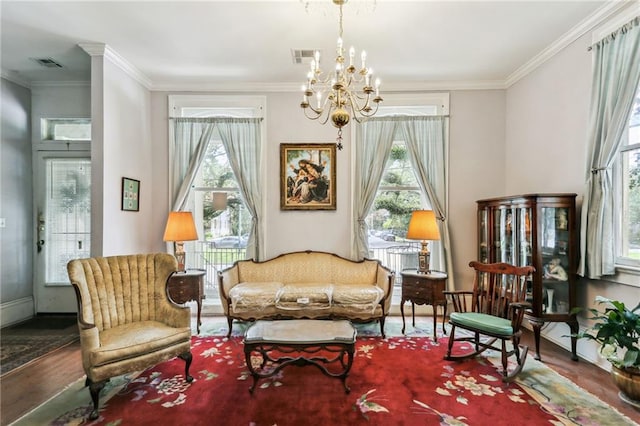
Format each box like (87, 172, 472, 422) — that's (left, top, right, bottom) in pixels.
(163, 211, 198, 272)
(406, 210, 440, 273)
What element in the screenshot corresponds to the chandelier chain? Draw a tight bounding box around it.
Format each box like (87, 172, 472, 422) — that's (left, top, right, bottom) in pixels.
(339, 3, 344, 40)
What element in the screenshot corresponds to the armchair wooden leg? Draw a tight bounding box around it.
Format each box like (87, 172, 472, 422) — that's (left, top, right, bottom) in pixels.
(179, 351, 194, 382)
(379, 317, 386, 339)
(87, 379, 106, 420)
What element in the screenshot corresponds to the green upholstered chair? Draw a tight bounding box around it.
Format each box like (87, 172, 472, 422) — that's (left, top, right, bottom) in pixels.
(444, 261, 535, 382)
(67, 253, 193, 420)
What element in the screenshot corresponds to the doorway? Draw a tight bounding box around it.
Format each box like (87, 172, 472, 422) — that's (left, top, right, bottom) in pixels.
(33, 152, 91, 313)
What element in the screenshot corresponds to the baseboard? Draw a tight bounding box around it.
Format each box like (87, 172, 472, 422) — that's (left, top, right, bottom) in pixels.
(0, 296, 35, 327)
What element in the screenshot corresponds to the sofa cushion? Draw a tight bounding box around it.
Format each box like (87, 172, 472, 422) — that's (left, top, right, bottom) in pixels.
(229, 281, 283, 313)
(91, 320, 191, 367)
(332, 284, 384, 313)
(276, 283, 332, 310)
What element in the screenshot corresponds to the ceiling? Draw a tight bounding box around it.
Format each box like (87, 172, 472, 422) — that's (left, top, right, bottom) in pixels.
(0, 1, 629, 91)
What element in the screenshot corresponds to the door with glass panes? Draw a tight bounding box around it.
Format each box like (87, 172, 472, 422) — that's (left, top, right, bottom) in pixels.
(34, 152, 91, 312)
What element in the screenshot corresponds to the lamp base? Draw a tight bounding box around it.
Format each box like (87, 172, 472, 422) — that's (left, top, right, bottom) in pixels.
(416, 241, 430, 274)
(174, 241, 186, 272)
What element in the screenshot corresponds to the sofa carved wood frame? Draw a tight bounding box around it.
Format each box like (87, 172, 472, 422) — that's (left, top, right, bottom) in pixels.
(67, 253, 194, 420)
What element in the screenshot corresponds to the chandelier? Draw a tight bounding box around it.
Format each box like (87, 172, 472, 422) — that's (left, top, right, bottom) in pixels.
(300, 0, 382, 150)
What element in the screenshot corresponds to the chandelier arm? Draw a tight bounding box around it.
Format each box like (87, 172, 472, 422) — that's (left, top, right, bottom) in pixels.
(347, 91, 371, 114)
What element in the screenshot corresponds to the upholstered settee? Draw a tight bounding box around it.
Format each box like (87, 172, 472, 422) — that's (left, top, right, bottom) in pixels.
(218, 250, 394, 337)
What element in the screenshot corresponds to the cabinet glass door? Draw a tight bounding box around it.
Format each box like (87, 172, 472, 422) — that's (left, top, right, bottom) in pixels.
(479, 209, 488, 263)
(540, 207, 570, 314)
(517, 207, 532, 267)
(496, 208, 516, 264)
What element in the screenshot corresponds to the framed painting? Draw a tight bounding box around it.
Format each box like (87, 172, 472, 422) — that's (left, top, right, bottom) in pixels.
(121, 177, 140, 212)
(280, 143, 336, 210)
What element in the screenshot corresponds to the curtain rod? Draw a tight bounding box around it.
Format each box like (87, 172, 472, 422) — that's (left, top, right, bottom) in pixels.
(588, 16, 639, 51)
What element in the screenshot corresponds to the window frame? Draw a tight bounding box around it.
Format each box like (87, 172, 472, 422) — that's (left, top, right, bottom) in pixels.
(614, 95, 640, 273)
(167, 95, 266, 241)
(352, 93, 450, 275)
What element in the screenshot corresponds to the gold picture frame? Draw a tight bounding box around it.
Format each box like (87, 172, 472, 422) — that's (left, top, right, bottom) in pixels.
(280, 143, 336, 210)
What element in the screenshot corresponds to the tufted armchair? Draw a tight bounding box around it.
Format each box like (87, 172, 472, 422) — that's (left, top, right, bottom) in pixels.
(67, 253, 193, 420)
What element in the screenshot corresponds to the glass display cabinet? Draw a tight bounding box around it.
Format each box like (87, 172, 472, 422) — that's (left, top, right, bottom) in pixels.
(477, 194, 578, 361)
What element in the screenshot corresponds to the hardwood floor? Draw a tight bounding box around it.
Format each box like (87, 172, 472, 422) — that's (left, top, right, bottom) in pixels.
(1, 315, 638, 425)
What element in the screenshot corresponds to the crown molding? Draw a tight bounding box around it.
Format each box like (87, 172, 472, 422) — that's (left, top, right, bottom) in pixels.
(78, 43, 153, 90)
(149, 79, 506, 93)
(30, 81, 90, 88)
(505, 0, 634, 88)
(1, 69, 31, 89)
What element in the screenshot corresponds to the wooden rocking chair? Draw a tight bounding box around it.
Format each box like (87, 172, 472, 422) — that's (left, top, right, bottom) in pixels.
(444, 261, 535, 382)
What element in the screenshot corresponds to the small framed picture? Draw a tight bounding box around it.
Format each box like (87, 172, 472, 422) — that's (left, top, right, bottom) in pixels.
(280, 143, 336, 210)
(121, 177, 140, 212)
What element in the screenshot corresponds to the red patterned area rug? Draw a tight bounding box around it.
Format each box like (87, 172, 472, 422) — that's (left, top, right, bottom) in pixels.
(19, 334, 638, 426)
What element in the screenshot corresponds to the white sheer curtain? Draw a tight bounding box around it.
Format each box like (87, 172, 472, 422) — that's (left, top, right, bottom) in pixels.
(217, 118, 264, 260)
(352, 119, 397, 259)
(352, 115, 451, 288)
(579, 17, 640, 278)
(170, 118, 216, 210)
(168, 117, 264, 260)
(399, 116, 453, 290)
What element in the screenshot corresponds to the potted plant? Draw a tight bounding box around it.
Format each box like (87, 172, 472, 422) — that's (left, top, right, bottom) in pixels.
(574, 296, 640, 405)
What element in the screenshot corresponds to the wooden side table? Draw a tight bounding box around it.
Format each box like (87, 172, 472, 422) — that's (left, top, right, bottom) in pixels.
(167, 269, 206, 334)
(400, 270, 448, 341)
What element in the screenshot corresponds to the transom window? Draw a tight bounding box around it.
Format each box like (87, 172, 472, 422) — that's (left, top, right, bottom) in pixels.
(41, 118, 91, 141)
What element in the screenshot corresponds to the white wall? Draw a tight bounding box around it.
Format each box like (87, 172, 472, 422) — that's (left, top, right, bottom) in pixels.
(448, 90, 506, 285)
(30, 84, 91, 143)
(505, 35, 591, 197)
(505, 30, 640, 367)
(148, 90, 504, 287)
(0, 79, 33, 319)
(86, 49, 155, 257)
(100, 57, 154, 255)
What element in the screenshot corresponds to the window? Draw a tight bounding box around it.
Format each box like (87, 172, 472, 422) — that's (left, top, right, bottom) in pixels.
(41, 118, 91, 141)
(366, 139, 425, 278)
(169, 95, 265, 302)
(615, 88, 640, 269)
(363, 94, 449, 281)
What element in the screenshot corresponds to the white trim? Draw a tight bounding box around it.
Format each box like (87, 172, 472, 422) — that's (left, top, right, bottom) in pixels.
(506, 0, 632, 88)
(30, 81, 90, 88)
(592, 0, 640, 44)
(376, 92, 450, 115)
(152, 80, 506, 92)
(168, 95, 266, 117)
(0, 297, 34, 327)
(1, 69, 31, 88)
(78, 43, 153, 90)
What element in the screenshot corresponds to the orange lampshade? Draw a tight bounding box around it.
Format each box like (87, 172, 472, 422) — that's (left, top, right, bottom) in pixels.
(406, 210, 440, 241)
(163, 211, 198, 242)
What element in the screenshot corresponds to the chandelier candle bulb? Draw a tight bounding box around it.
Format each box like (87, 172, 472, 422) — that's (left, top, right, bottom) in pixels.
(361, 51, 366, 69)
(349, 46, 355, 65)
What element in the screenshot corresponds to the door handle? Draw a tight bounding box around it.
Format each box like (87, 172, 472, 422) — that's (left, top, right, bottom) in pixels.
(37, 213, 45, 253)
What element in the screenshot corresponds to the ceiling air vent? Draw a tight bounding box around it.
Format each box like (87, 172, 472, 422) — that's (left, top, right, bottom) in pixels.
(291, 49, 318, 65)
(31, 57, 63, 68)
